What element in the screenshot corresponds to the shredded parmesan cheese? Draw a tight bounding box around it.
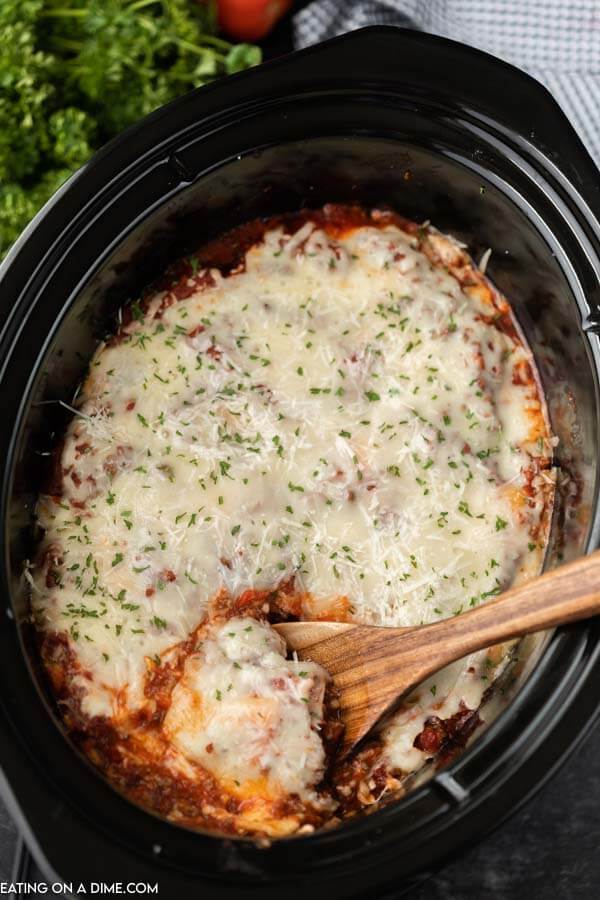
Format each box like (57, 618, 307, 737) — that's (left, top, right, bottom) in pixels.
(32, 214, 553, 831)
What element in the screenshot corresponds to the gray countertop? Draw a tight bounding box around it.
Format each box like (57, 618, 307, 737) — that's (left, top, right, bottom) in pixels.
(1, 721, 598, 897)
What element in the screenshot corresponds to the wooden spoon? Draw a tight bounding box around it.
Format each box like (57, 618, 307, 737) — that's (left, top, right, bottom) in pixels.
(274, 550, 600, 757)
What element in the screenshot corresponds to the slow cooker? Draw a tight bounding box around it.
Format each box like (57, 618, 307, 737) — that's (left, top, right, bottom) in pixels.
(1, 26, 600, 898)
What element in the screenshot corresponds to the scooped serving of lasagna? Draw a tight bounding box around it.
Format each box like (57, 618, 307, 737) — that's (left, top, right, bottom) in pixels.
(31, 204, 555, 838)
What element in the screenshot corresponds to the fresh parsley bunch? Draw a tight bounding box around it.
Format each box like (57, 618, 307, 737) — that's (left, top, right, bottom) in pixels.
(0, 0, 260, 257)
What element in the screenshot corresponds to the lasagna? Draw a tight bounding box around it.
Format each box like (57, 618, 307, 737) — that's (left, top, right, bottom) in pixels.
(31, 205, 555, 837)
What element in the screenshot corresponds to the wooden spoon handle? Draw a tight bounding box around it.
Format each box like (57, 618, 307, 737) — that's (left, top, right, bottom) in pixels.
(410, 547, 600, 680)
(276, 550, 600, 756)
(335, 550, 600, 753)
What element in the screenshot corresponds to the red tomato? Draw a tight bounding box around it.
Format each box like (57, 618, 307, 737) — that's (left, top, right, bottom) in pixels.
(217, 0, 293, 42)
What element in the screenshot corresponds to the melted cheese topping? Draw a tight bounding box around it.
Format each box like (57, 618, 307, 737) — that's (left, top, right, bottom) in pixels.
(32, 216, 553, 826)
(164, 617, 330, 802)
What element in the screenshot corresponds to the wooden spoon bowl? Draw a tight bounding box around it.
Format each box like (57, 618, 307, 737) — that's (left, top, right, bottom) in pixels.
(274, 549, 600, 757)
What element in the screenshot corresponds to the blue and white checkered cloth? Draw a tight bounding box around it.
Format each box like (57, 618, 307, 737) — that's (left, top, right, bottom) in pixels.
(295, 0, 600, 167)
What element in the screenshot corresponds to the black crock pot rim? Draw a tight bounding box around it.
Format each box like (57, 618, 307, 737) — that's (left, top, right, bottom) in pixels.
(1, 23, 599, 292)
(1, 25, 600, 894)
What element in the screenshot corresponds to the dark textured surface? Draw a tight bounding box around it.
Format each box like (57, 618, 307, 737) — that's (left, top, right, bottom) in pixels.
(415, 723, 600, 899)
(0, 801, 17, 883)
(1, 722, 599, 895)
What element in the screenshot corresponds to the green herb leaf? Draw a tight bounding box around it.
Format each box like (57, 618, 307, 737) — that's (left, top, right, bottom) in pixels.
(0, 1, 261, 259)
